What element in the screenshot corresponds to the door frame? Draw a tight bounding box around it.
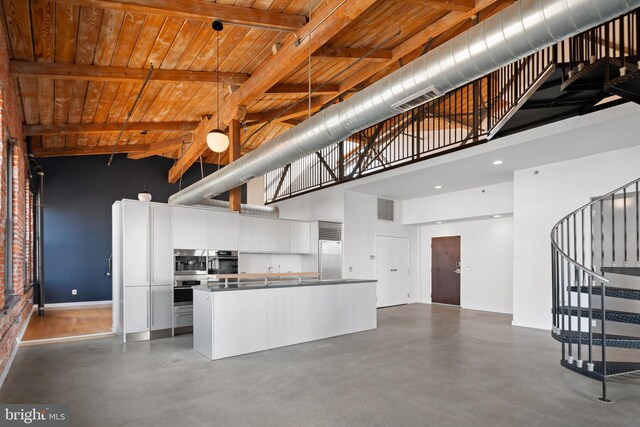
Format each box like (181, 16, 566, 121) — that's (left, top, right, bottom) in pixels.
(374, 234, 411, 307)
(429, 235, 461, 307)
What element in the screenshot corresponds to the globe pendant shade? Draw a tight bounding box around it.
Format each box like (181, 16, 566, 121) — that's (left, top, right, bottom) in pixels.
(207, 129, 229, 153)
(138, 191, 152, 202)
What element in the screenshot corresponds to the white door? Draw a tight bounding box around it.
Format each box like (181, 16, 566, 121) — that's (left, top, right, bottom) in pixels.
(150, 285, 173, 331)
(151, 204, 173, 286)
(207, 210, 239, 250)
(173, 206, 207, 249)
(124, 286, 149, 333)
(123, 200, 149, 287)
(375, 235, 410, 308)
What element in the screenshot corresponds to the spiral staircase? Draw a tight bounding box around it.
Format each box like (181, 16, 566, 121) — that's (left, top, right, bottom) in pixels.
(551, 178, 640, 402)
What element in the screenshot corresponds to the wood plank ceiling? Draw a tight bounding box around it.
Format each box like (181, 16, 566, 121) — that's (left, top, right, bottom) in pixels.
(2, 0, 513, 181)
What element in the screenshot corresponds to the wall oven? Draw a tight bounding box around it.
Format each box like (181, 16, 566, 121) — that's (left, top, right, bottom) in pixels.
(208, 250, 238, 279)
(173, 250, 207, 334)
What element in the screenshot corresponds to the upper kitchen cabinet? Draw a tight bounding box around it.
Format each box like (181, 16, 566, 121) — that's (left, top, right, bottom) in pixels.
(264, 219, 290, 253)
(238, 215, 262, 252)
(122, 200, 149, 287)
(289, 221, 311, 254)
(150, 204, 173, 286)
(207, 211, 239, 250)
(173, 206, 208, 249)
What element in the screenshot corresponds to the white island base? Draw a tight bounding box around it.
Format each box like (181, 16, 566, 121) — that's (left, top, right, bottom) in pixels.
(193, 280, 377, 360)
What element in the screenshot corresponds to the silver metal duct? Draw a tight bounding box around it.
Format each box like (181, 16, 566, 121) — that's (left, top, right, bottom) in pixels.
(169, 0, 640, 205)
(194, 199, 279, 217)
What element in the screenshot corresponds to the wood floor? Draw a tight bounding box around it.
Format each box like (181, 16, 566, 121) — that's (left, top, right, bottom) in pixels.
(21, 306, 113, 344)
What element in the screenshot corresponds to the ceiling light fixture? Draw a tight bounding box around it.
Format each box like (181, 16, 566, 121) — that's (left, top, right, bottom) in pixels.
(493, 160, 504, 165)
(434, 185, 442, 189)
(138, 130, 152, 202)
(207, 20, 229, 154)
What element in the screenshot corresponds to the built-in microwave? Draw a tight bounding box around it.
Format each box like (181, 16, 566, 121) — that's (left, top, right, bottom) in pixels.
(208, 250, 238, 277)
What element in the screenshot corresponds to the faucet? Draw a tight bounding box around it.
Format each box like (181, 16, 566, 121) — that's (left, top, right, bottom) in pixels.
(268, 266, 273, 274)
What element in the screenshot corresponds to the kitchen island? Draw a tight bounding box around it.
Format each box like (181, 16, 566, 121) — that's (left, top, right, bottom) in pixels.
(192, 277, 377, 360)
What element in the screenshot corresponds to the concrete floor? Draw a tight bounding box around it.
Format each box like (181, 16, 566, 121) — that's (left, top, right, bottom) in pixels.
(1, 304, 639, 426)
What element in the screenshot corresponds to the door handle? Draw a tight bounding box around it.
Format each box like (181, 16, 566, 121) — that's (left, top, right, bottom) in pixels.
(390, 269, 397, 272)
(454, 269, 461, 274)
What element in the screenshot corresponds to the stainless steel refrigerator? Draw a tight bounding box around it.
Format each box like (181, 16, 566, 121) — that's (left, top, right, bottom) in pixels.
(319, 240, 343, 280)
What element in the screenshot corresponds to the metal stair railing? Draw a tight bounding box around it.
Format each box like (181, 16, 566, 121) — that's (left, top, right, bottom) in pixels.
(551, 177, 640, 402)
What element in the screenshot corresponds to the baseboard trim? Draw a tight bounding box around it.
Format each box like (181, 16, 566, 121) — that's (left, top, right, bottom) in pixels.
(42, 300, 112, 309)
(0, 303, 34, 389)
(19, 331, 115, 347)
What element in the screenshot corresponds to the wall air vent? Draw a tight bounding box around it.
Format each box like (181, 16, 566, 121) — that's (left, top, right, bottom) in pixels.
(391, 86, 441, 113)
(318, 221, 342, 241)
(377, 198, 394, 221)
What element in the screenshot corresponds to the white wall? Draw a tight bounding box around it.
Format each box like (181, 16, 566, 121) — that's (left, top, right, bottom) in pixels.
(343, 191, 420, 302)
(274, 186, 344, 222)
(247, 177, 265, 206)
(420, 217, 514, 313)
(513, 145, 640, 330)
(403, 182, 513, 224)
(239, 254, 303, 274)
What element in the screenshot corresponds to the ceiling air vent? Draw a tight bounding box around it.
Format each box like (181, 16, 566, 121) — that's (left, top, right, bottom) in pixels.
(391, 86, 442, 113)
(318, 221, 342, 241)
(377, 198, 394, 221)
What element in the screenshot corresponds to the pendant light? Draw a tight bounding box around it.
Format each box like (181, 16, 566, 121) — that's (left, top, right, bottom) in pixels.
(207, 20, 229, 153)
(137, 130, 152, 202)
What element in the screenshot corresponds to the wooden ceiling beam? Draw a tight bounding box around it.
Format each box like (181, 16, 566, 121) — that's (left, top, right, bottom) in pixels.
(406, 0, 475, 12)
(127, 135, 191, 159)
(10, 61, 250, 84)
(168, 0, 378, 183)
(267, 83, 339, 95)
(33, 144, 150, 157)
(55, 0, 307, 31)
(24, 121, 198, 136)
(313, 46, 392, 61)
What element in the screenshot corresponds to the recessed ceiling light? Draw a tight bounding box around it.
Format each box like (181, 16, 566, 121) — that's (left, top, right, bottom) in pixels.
(436, 221, 443, 224)
(434, 185, 442, 189)
(492, 214, 502, 218)
(493, 160, 503, 165)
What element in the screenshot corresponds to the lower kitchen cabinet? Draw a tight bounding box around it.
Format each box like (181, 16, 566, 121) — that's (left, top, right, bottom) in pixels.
(124, 286, 149, 336)
(150, 285, 173, 332)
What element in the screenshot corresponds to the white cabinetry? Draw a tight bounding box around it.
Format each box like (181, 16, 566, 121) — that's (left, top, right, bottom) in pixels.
(150, 285, 173, 331)
(122, 200, 148, 287)
(113, 200, 174, 342)
(124, 286, 149, 334)
(238, 215, 262, 252)
(150, 204, 173, 286)
(289, 221, 311, 254)
(207, 210, 238, 250)
(173, 206, 207, 249)
(261, 218, 289, 253)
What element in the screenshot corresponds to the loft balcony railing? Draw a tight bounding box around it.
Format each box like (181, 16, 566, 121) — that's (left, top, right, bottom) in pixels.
(265, 9, 639, 204)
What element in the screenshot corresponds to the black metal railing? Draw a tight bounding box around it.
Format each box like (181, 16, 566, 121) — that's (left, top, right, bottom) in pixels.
(265, 10, 638, 203)
(551, 177, 640, 402)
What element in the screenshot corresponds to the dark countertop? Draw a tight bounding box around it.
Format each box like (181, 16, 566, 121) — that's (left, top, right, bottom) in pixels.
(192, 279, 377, 292)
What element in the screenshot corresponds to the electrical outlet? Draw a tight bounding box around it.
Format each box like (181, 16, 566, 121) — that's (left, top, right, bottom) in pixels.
(349, 266, 353, 272)
(71, 289, 77, 295)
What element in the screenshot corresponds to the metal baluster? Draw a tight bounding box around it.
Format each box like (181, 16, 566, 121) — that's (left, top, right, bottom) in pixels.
(636, 181, 639, 266)
(560, 252, 566, 362)
(624, 187, 627, 265)
(567, 255, 573, 364)
(612, 193, 616, 266)
(601, 199, 605, 272)
(576, 267, 582, 365)
(600, 276, 610, 402)
(587, 274, 594, 372)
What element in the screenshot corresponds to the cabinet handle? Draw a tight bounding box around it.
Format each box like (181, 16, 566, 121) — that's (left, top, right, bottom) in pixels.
(176, 313, 192, 317)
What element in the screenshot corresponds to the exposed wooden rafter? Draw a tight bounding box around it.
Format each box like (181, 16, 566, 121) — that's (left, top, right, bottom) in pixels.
(127, 135, 190, 159)
(24, 121, 198, 136)
(168, 0, 379, 183)
(10, 61, 250, 84)
(313, 46, 393, 61)
(33, 144, 150, 157)
(55, 0, 308, 31)
(406, 0, 475, 12)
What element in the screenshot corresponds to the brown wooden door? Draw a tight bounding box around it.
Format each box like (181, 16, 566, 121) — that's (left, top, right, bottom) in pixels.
(431, 236, 461, 306)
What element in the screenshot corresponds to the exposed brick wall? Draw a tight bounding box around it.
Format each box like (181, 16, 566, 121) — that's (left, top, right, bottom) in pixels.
(0, 7, 33, 376)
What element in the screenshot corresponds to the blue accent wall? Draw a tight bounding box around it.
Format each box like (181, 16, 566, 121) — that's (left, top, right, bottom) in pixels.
(37, 154, 245, 303)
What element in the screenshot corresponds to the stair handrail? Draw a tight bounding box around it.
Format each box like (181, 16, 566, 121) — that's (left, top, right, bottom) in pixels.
(550, 176, 640, 280)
